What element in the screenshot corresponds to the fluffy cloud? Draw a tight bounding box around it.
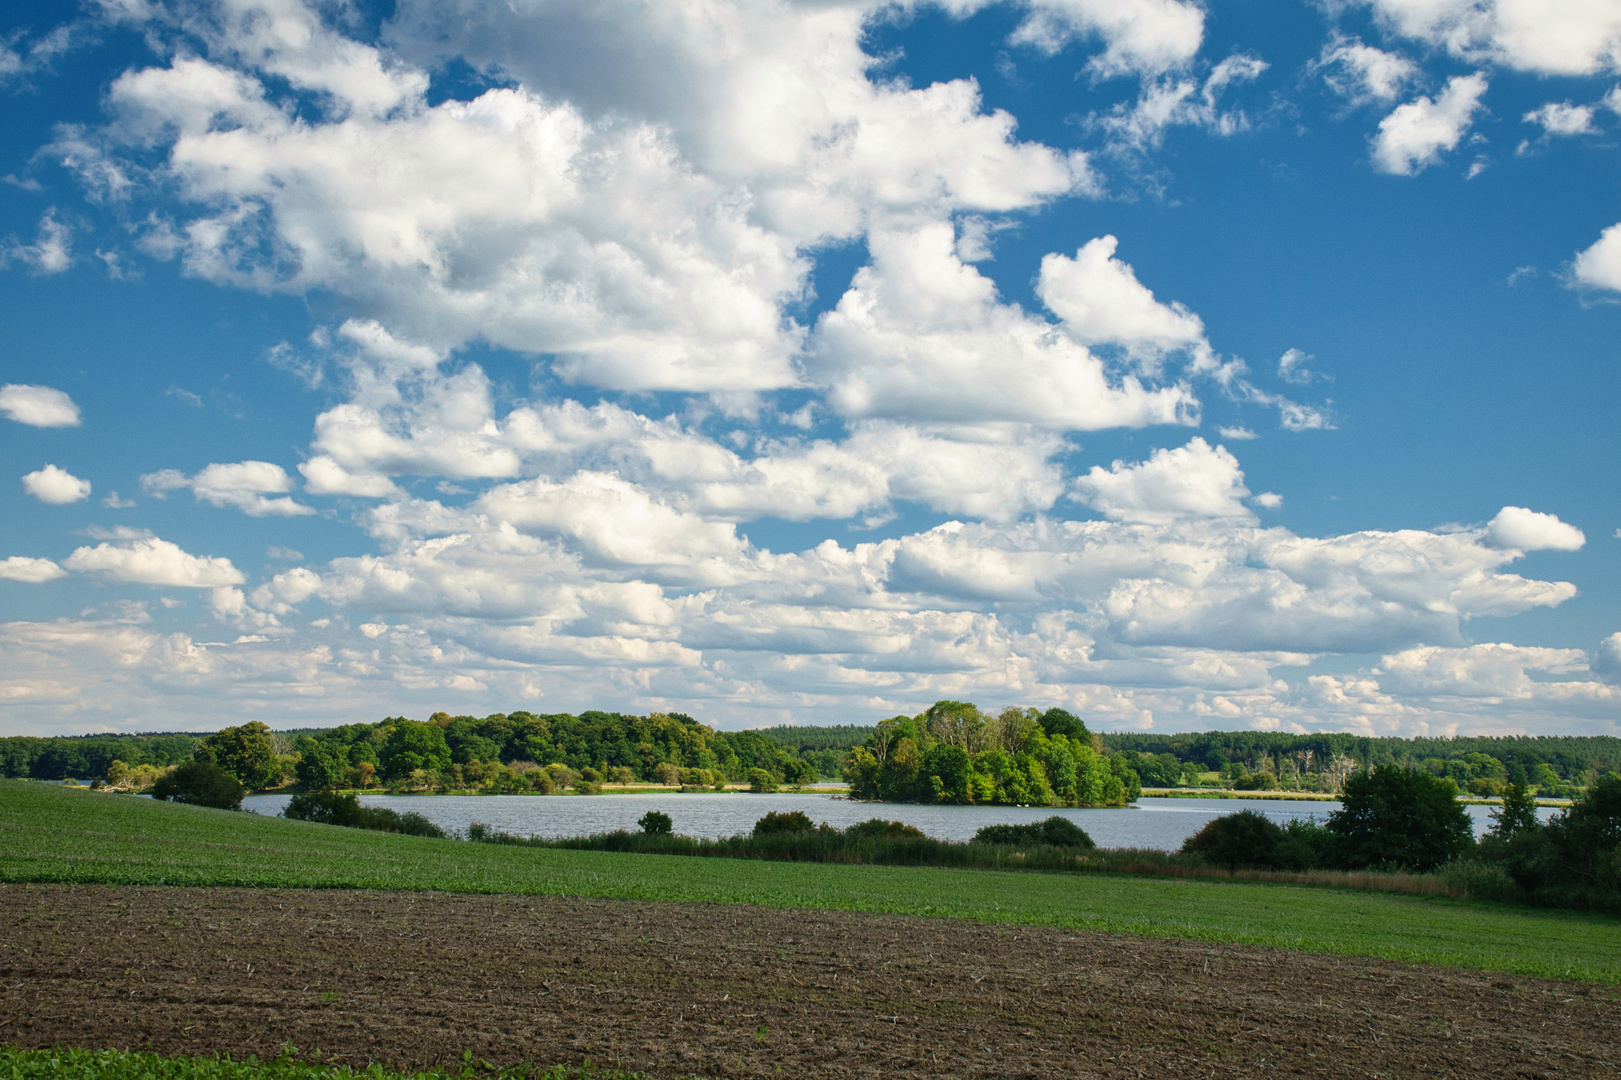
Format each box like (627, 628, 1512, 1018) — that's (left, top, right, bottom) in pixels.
(21, 464, 91, 504)
(1524, 101, 1596, 136)
(141, 460, 314, 517)
(79, 1, 1096, 394)
(809, 222, 1195, 428)
(1036, 235, 1208, 365)
(1314, 34, 1420, 104)
(1072, 438, 1251, 523)
(1371, 73, 1489, 175)
(0, 556, 67, 584)
(0, 384, 81, 427)
(1486, 505, 1586, 551)
(1358, 0, 1621, 76)
(1005, 0, 1206, 76)
(63, 536, 245, 587)
(1379, 643, 1592, 698)
(1572, 222, 1621, 292)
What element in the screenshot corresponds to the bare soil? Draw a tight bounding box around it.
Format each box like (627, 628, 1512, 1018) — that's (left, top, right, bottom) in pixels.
(2, 883, 1615, 1078)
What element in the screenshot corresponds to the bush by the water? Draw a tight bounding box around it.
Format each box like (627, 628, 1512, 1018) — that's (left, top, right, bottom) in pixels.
(1329, 765, 1473, 872)
(1479, 773, 1621, 915)
(753, 810, 816, 835)
(638, 810, 672, 835)
(151, 761, 245, 810)
(973, 816, 1095, 849)
(283, 791, 448, 838)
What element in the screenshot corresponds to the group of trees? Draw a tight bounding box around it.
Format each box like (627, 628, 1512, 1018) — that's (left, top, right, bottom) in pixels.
(1105, 731, 1616, 797)
(1181, 765, 1621, 915)
(841, 701, 1141, 807)
(287, 710, 829, 793)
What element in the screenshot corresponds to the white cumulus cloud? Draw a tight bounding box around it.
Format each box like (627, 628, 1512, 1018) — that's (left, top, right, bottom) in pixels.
(0, 384, 81, 427)
(1357, 0, 1621, 77)
(1372, 73, 1489, 175)
(1072, 438, 1252, 524)
(21, 464, 91, 504)
(1315, 35, 1420, 104)
(141, 461, 314, 517)
(1486, 506, 1586, 551)
(1572, 221, 1621, 292)
(1036, 235, 1209, 366)
(0, 556, 67, 583)
(63, 536, 245, 587)
(1524, 100, 1596, 135)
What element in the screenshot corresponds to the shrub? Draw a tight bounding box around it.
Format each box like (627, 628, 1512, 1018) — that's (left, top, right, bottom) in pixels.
(151, 761, 244, 810)
(284, 790, 364, 826)
(973, 816, 1095, 849)
(747, 767, 779, 793)
(283, 791, 449, 838)
(1233, 771, 1279, 791)
(1182, 810, 1286, 869)
(845, 818, 927, 840)
(753, 810, 815, 836)
(638, 810, 673, 835)
(609, 766, 636, 785)
(653, 762, 680, 786)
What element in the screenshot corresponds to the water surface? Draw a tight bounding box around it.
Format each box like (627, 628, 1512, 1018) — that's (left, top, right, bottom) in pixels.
(242, 792, 1558, 851)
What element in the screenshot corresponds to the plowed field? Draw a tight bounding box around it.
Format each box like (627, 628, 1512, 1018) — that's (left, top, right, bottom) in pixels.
(2, 884, 1615, 1078)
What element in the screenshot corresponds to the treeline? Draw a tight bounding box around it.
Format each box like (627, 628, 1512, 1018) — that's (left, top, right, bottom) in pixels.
(842, 701, 1141, 806)
(1103, 731, 1618, 796)
(290, 711, 824, 792)
(0, 733, 200, 781)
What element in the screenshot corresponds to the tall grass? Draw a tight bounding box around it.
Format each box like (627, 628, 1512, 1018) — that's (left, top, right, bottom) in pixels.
(468, 824, 1492, 899)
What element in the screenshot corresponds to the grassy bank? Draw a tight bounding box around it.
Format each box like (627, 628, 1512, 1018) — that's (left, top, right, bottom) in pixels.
(3, 781, 1618, 983)
(0, 1046, 639, 1080)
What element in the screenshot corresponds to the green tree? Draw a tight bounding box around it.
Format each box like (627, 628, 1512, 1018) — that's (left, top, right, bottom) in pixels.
(152, 761, 245, 810)
(1328, 765, 1473, 871)
(638, 810, 673, 835)
(1490, 782, 1539, 838)
(195, 721, 280, 789)
(747, 767, 779, 792)
(293, 737, 348, 791)
(780, 758, 816, 786)
(378, 719, 452, 780)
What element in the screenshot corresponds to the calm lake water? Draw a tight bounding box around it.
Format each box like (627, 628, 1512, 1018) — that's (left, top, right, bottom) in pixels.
(240, 792, 1555, 851)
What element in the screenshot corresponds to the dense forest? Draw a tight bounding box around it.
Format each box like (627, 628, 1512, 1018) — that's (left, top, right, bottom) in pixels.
(2, 706, 1616, 802)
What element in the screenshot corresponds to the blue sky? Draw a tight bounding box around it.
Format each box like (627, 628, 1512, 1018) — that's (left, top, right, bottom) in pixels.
(0, 0, 1617, 736)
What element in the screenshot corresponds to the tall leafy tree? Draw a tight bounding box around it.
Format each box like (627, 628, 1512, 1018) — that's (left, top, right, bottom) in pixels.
(1328, 766, 1473, 871)
(195, 721, 280, 789)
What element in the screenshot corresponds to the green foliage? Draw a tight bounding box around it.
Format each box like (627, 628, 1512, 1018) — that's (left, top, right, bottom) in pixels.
(0, 732, 200, 780)
(1490, 782, 1540, 837)
(1484, 774, 1621, 915)
(973, 816, 1096, 849)
(1329, 766, 1474, 872)
(1181, 810, 1304, 870)
(844, 818, 927, 840)
(282, 790, 450, 838)
(842, 700, 1135, 807)
(195, 722, 281, 789)
(0, 1045, 643, 1080)
(379, 719, 453, 780)
(7, 780, 1621, 984)
(752, 810, 815, 835)
(746, 767, 779, 792)
(637, 810, 672, 835)
(152, 761, 245, 810)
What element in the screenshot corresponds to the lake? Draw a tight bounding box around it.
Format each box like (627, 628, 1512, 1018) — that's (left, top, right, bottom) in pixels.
(241, 792, 1555, 851)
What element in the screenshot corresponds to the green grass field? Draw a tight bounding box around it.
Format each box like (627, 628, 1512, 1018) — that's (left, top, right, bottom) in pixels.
(4, 781, 1618, 984)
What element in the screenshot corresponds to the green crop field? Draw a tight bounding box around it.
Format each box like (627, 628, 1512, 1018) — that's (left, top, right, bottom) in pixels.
(3, 781, 1618, 984)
